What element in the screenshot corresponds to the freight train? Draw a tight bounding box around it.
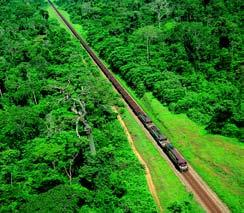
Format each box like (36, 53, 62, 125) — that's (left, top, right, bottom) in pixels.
(48, 0, 188, 172)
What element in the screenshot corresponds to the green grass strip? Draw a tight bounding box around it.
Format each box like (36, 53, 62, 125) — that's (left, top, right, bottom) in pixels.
(121, 109, 203, 212)
(46, 4, 87, 38)
(116, 75, 244, 212)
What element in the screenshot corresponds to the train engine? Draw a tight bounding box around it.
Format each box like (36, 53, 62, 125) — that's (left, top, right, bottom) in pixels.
(163, 143, 188, 172)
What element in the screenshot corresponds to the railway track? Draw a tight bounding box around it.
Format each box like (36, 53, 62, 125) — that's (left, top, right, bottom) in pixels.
(183, 171, 223, 213)
(47, 1, 229, 212)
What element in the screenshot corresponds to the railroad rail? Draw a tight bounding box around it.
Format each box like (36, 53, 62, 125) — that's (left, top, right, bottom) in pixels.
(47, 1, 229, 212)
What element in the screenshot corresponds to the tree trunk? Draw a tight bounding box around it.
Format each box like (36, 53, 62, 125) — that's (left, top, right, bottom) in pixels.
(147, 37, 150, 62)
(32, 90, 38, 105)
(158, 14, 161, 28)
(52, 161, 56, 170)
(69, 161, 72, 185)
(89, 134, 96, 156)
(64, 165, 72, 185)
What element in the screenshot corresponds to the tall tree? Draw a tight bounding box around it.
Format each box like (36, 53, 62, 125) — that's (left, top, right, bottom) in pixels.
(151, 0, 170, 28)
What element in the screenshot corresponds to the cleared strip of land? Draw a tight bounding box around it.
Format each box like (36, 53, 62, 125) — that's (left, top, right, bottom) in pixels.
(46, 2, 234, 212)
(120, 107, 203, 212)
(47, 5, 203, 211)
(114, 107, 163, 213)
(116, 76, 243, 212)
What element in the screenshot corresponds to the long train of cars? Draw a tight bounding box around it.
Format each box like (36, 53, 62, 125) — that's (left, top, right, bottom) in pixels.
(48, 0, 188, 172)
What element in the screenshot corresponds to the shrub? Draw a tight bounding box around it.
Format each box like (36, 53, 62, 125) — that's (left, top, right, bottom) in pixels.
(187, 108, 210, 124)
(221, 123, 241, 138)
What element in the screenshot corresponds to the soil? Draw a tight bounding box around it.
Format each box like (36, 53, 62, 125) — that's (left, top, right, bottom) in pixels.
(114, 107, 163, 213)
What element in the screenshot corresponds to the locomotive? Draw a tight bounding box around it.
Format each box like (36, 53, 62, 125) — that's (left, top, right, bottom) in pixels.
(48, 0, 188, 172)
(138, 112, 188, 172)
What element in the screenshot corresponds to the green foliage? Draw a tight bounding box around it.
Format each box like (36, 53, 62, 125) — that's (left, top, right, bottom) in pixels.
(116, 80, 244, 212)
(20, 184, 84, 213)
(59, 0, 243, 139)
(167, 200, 193, 213)
(122, 108, 203, 212)
(0, 107, 43, 149)
(0, 1, 156, 212)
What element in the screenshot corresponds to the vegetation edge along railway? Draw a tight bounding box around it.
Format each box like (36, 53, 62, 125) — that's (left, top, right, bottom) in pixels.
(47, 1, 229, 212)
(47, 0, 188, 173)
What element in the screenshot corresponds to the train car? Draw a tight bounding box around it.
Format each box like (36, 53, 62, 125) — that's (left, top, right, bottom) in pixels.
(164, 143, 188, 172)
(138, 112, 152, 124)
(147, 124, 167, 145)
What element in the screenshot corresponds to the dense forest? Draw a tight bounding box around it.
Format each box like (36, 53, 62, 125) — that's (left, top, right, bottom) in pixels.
(57, 0, 243, 140)
(0, 1, 157, 211)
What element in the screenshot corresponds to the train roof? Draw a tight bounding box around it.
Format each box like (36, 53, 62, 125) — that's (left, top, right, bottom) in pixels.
(171, 149, 187, 164)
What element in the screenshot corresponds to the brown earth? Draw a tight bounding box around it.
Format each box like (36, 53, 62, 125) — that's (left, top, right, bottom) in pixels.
(114, 107, 163, 213)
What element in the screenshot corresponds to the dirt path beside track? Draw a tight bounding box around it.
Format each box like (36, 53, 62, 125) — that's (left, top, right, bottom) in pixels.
(114, 108, 163, 213)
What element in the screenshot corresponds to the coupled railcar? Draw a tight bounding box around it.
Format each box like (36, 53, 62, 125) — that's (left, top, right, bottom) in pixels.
(138, 113, 188, 172)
